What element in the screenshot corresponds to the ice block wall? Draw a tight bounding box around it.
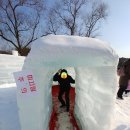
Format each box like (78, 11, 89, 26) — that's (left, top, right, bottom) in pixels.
(74, 66, 117, 130)
(17, 66, 54, 130)
(17, 35, 118, 130)
(0, 54, 25, 86)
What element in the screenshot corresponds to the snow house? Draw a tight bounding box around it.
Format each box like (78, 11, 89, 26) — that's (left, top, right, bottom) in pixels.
(18, 35, 118, 130)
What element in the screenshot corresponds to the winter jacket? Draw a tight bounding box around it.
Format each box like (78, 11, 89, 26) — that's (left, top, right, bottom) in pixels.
(119, 75, 130, 89)
(119, 59, 130, 88)
(124, 59, 130, 75)
(53, 69, 75, 90)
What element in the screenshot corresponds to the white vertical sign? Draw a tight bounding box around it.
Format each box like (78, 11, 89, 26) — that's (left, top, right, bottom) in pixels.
(13, 70, 37, 96)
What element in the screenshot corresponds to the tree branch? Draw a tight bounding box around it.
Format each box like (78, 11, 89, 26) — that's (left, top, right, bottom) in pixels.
(23, 15, 40, 48)
(0, 20, 16, 37)
(8, 0, 21, 47)
(0, 30, 18, 49)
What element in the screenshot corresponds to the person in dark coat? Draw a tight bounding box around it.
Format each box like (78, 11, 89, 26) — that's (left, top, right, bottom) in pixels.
(124, 59, 130, 94)
(117, 59, 130, 99)
(117, 75, 130, 99)
(53, 69, 75, 112)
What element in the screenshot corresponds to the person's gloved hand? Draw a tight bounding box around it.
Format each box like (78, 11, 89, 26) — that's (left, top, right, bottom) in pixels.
(58, 69, 62, 75)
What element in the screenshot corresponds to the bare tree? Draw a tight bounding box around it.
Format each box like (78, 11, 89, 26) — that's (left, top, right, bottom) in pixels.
(45, 9, 61, 35)
(46, 0, 108, 37)
(0, 0, 45, 55)
(47, 0, 88, 35)
(83, 2, 108, 37)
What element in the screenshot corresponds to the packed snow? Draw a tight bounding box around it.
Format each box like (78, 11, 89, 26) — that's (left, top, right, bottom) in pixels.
(0, 86, 20, 130)
(1, 35, 129, 130)
(0, 54, 25, 85)
(19, 35, 118, 130)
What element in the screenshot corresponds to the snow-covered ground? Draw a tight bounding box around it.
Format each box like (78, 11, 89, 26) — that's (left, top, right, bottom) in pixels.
(0, 85, 130, 130)
(113, 93, 130, 130)
(0, 86, 20, 130)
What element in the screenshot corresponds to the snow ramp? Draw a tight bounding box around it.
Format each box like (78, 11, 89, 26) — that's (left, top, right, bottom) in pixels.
(17, 35, 118, 130)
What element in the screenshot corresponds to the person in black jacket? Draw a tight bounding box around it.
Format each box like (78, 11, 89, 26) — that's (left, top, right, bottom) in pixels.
(53, 69, 75, 112)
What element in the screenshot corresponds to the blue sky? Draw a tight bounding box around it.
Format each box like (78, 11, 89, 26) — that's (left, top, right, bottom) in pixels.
(47, 0, 130, 58)
(99, 0, 130, 58)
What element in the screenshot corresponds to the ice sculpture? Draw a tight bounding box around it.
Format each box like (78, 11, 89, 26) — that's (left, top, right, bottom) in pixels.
(17, 35, 118, 130)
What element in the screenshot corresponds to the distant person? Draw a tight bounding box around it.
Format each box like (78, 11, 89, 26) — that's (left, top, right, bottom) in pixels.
(53, 69, 75, 112)
(117, 59, 130, 99)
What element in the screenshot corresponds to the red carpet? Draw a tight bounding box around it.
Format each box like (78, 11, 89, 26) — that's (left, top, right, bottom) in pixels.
(49, 85, 80, 130)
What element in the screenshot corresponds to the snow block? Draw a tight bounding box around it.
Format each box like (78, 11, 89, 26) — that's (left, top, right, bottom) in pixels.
(17, 35, 118, 130)
(0, 54, 25, 86)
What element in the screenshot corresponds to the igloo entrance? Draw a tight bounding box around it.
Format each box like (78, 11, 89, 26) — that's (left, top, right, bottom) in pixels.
(50, 67, 77, 129)
(17, 35, 118, 130)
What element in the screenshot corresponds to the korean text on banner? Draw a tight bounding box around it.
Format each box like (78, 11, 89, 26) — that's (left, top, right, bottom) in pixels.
(13, 70, 37, 96)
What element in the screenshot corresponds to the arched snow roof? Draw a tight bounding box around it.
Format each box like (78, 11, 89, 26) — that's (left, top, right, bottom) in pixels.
(18, 35, 119, 130)
(24, 35, 118, 68)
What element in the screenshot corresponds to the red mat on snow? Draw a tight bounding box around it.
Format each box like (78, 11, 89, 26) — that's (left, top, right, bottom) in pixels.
(49, 85, 80, 130)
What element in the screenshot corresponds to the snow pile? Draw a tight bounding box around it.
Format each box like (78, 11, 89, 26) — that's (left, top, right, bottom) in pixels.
(75, 67, 118, 130)
(0, 87, 20, 130)
(18, 35, 118, 130)
(0, 54, 25, 86)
